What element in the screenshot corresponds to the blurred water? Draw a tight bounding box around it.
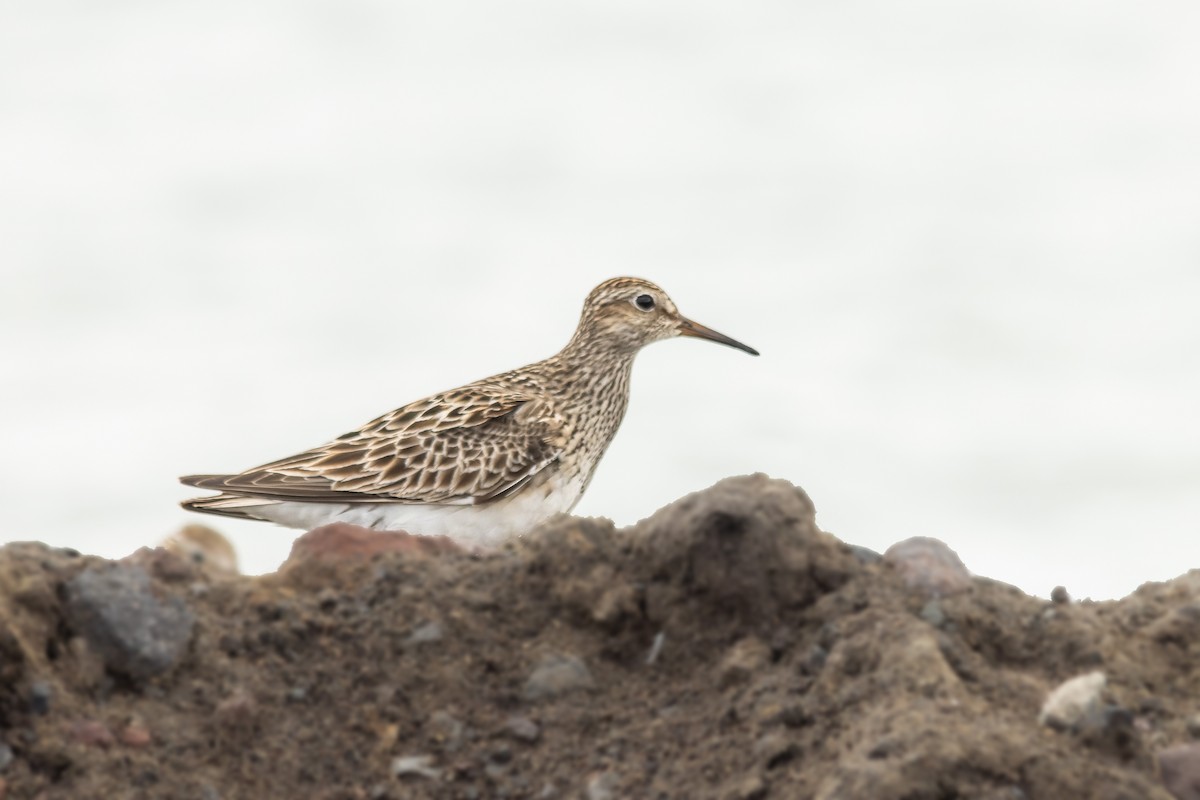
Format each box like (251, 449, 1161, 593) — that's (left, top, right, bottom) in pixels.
(2, 0, 1198, 599)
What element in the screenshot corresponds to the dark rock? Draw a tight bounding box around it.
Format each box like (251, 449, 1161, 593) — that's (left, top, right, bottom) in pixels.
(1051, 586, 1071, 604)
(884, 537, 972, 596)
(524, 654, 594, 701)
(29, 681, 52, 715)
(64, 564, 194, 681)
(1159, 743, 1200, 800)
(1187, 714, 1200, 740)
(633, 475, 858, 623)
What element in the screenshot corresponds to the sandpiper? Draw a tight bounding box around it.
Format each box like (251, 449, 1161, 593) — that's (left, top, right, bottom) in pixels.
(181, 277, 758, 547)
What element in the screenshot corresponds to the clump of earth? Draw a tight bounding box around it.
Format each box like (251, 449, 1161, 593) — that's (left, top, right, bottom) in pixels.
(1, 474, 1198, 800)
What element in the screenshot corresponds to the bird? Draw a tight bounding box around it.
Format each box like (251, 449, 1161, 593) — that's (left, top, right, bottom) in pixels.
(180, 277, 758, 548)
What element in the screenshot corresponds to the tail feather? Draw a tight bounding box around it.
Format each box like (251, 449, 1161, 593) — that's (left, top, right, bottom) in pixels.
(181, 493, 277, 522)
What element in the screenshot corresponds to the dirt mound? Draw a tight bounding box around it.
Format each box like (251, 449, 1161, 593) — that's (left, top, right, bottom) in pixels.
(0, 474, 1197, 799)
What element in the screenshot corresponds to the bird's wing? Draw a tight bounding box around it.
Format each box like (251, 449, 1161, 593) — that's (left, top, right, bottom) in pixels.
(181, 384, 565, 505)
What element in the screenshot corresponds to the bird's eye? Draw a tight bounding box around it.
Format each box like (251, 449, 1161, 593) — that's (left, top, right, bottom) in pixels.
(634, 294, 655, 311)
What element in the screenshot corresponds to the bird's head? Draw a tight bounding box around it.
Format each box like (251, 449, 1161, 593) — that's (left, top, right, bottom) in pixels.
(572, 277, 759, 357)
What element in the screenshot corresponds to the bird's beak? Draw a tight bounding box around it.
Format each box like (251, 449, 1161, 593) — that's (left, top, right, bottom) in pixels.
(677, 317, 759, 356)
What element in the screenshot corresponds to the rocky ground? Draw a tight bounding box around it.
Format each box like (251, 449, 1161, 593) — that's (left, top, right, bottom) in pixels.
(1, 474, 1198, 800)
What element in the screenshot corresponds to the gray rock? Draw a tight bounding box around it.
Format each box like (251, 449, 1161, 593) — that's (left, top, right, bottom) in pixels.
(64, 564, 194, 681)
(884, 537, 972, 596)
(0, 742, 12, 772)
(1187, 714, 1200, 740)
(405, 621, 444, 646)
(1038, 671, 1105, 730)
(1050, 585, 1070, 604)
(919, 600, 946, 628)
(29, 681, 52, 715)
(1159, 742, 1200, 800)
(524, 654, 594, 701)
(505, 715, 541, 743)
(390, 754, 441, 780)
(585, 771, 618, 800)
(428, 710, 464, 750)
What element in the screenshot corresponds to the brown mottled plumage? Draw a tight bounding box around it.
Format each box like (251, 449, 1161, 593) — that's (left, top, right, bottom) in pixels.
(181, 277, 757, 546)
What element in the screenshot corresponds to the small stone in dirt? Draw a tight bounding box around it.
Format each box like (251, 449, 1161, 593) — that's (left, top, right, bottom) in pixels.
(64, 564, 195, 681)
(718, 637, 771, 688)
(884, 537, 971, 596)
(1038, 671, 1105, 730)
(67, 720, 115, 748)
(1051, 585, 1070, 604)
(645, 631, 666, 666)
(29, 682, 52, 716)
(390, 754, 441, 780)
(505, 716, 541, 743)
(729, 773, 769, 800)
(215, 689, 258, 729)
(524, 654, 594, 701)
(0, 743, 12, 771)
(754, 732, 797, 769)
(799, 645, 827, 675)
(120, 721, 152, 748)
(1187, 714, 1200, 740)
(286, 687, 308, 703)
(849, 544, 882, 564)
(919, 600, 946, 628)
(585, 771, 618, 800)
(1159, 743, 1200, 800)
(405, 621, 444, 647)
(427, 710, 463, 750)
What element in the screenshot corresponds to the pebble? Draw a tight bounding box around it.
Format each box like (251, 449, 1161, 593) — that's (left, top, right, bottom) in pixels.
(0, 743, 11, 771)
(1159, 742, 1200, 800)
(427, 710, 463, 750)
(64, 564, 195, 681)
(405, 622, 444, 647)
(67, 720, 115, 748)
(1038, 671, 1105, 730)
(0, 776, 6, 799)
(585, 771, 618, 800)
(717, 637, 771, 688)
(883, 537, 972, 596)
(215, 689, 258, 729)
(729, 774, 769, 800)
(29, 682, 52, 716)
(505, 716, 541, 743)
(1050, 586, 1070, 604)
(849, 545, 882, 564)
(524, 654, 594, 701)
(754, 732, 797, 769)
(390, 755, 441, 780)
(120, 721, 152, 748)
(919, 600, 946, 628)
(1187, 714, 1200, 740)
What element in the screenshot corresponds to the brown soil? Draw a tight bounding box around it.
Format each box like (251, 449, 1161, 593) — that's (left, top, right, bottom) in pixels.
(0, 475, 1197, 800)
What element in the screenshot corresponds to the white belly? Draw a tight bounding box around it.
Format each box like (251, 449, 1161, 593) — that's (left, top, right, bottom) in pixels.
(243, 472, 587, 549)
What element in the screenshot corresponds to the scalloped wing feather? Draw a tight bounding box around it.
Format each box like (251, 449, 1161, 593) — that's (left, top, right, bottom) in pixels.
(186, 385, 565, 506)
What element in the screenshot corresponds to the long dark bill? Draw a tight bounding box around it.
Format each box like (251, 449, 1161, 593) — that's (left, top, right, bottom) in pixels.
(677, 317, 759, 356)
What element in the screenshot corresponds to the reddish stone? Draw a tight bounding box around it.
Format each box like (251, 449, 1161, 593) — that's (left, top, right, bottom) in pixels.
(1160, 743, 1200, 800)
(281, 523, 462, 568)
(884, 537, 972, 596)
(120, 723, 152, 747)
(67, 719, 115, 748)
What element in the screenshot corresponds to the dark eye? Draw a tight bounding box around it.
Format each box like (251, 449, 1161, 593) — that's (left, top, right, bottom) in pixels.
(634, 294, 655, 311)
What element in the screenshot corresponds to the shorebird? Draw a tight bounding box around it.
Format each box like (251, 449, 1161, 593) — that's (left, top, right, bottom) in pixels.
(181, 277, 758, 547)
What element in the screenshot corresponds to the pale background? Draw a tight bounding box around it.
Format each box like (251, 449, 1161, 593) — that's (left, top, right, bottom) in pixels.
(2, 0, 1198, 600)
